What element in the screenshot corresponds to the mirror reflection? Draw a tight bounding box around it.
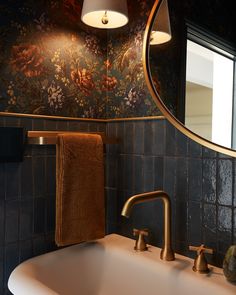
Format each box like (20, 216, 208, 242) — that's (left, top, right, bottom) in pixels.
(149, 0, 236, 150)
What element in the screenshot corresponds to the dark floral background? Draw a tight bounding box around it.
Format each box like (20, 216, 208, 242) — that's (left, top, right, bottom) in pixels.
(0, 0, 160, 119)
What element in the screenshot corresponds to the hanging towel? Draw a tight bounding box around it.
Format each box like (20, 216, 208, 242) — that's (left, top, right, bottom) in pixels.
(55, 133, 105, 246)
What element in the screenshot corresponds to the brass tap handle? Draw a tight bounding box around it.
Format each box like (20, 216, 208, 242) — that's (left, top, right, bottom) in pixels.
(189, 244, 213, 274)
(133, 228, 148, 251)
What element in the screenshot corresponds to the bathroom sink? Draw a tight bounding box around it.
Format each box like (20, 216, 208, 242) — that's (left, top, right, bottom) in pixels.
(8, 234, 235, 295)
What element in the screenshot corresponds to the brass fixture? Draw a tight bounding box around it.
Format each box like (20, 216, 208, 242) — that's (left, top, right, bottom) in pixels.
(121, 190, 175, 261)
(133, 228, 148, 251)
(189, 245, 213, 274)
(101, 11, 109, 25)
(27, 131, 118, 145)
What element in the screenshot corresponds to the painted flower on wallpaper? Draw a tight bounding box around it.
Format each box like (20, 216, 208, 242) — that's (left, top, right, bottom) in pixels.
(124, 87, 144, 109)
(101, 75, 117, 91)
(47, 81, 65, 110)
(84, 35, 101, 55)
(71, 68, 95, 95)
(10, 44, 44, 77)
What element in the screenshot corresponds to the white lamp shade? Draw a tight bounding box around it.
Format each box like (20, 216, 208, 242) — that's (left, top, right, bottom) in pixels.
(81, 0, 129, 29)
(150, 0, 172, 45)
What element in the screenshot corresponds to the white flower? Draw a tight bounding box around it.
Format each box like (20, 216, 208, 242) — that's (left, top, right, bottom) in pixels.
(47, 81, 64, 110)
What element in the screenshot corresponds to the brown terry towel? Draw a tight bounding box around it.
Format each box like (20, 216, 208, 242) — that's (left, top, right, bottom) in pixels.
(55, 133, 105, 247)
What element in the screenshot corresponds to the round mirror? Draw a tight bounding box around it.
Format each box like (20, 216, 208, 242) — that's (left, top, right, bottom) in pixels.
(143, 0, 236, 157)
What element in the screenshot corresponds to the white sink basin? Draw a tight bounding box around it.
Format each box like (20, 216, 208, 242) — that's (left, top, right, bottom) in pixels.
(8, 234, 235, 295)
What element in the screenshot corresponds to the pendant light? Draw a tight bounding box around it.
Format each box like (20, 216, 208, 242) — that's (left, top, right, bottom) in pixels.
(150, 0, 172, 45)
(81, 0, 129, 29)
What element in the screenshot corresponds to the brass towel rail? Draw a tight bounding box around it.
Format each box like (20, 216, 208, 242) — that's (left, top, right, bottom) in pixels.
(27, 131, 118, 145)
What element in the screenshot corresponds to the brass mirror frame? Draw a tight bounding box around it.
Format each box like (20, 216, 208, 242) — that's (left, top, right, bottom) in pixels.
(143, 0, 236, 157)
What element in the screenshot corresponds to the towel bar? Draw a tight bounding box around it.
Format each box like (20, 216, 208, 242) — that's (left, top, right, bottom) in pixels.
(27, 131, 118, 145)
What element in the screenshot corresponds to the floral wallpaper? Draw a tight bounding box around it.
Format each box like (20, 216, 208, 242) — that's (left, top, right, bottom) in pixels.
(0, 0, 160, 119)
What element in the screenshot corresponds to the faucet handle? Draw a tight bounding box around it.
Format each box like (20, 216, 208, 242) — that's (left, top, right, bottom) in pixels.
(189, 244, 213, 273)
(133, 228, 148, 251)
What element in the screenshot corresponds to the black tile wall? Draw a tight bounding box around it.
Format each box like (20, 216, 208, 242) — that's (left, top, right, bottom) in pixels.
(0, 115, 106, 295)
(1, 115, 236, 294)
(105, 118, 236, 269)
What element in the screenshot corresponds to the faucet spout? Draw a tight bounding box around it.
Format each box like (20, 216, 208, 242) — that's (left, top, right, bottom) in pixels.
(121, 190, 175, 261)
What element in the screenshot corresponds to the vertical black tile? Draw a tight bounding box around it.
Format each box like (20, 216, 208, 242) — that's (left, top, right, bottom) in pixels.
(176, 157, 188, 201)
(106, 122, 118, 155)
(234, 209, 236, 244)
(5, 200, 19, 243)
(105, 154, 117, 189)
(19, 199, 33, 240)
(46, 194, 56, 233)
(4, 243, 19, 289)
(217, 206, 232, 241)
(5, 163, 21, 200)
(33, 236, 47, 256)
(45, 156, 56, 195)
(133, 121, 144, 155)
(124, 122, 134, 154)
(106, 189, 117, 233)
(19, 240, 33, 262)
(165, 121, 176, 156)
(21, 157, 33, 199)
(144, 120, 154, 155)
(34, 198, 46, 234)
(0, 246, 3, 295)
(203, 203, 216, 233)
(133, 155, 143, 193)
(116, 121, 125, 153)
(163, 157, 176, 198)
(153, 119, 165, 156)
(217, 159, 233, 206)
(154, 157, 164, 189)
(143, 156, 154, 191)
(0, 201, 4, 246)
(202, 159, 216, 203)
(0, 116, 5, 127)
(175, 130, 188, 156)
(0, 164, 5, 200)
(123, 155, 133, 191)
(117, 155, 125, 191)
(33, 157, 45, 197)
(188, 202, 202, 245)
(175, 201, 187, 242)
(188, 139, 202, 158)
(188, 158, 202, 202)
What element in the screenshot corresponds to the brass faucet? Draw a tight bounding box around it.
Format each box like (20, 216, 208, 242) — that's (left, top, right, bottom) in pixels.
(189, 245, 213, 273)
(121, 190, 175, 261)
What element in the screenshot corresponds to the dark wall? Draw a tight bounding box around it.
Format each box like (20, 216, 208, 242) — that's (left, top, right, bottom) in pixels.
(106, 118, 236, 268)
(0, 115, 106, 295)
